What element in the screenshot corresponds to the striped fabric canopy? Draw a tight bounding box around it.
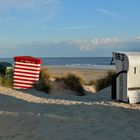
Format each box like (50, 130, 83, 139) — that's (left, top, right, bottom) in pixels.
(13, 56, 42, 89)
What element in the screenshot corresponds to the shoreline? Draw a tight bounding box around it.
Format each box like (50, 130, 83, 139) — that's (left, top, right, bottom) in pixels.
(44, 64, 115, 70)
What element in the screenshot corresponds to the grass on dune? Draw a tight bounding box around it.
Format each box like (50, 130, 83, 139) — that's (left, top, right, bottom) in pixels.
(89, 70, 116, 91)
(34, 67, 52, 93)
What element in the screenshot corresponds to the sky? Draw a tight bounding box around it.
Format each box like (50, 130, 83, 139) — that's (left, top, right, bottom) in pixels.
(0, 0, 140, 57)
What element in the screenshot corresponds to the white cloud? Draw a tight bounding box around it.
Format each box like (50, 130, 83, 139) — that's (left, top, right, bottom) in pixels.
(136, 36, 140, 40)
(68, 38, 120, 50)
(97, 8, 121, 18)
(1, 37, 140, 57)
(15, 38, 120, 51)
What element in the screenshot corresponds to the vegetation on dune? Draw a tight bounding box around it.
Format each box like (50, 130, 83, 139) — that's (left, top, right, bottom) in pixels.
(34, 67, 52, 93)
(0, 77, 13, 87)
(89, 70, 116, 91)
(0, 75, 13, 88)
(62, 73, 85, 96)
(34, 69, 86, 95)
(0, 66, 116, 95)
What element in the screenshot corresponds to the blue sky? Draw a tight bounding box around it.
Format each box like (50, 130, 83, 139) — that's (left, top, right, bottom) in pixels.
(0, 0, 140, 57)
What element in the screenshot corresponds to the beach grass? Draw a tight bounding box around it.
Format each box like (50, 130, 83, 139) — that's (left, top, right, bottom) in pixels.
(0, 66, 114, 95)
(34, 67, 52, 93)
(0, 75, 13, 88)
(62, 73, 85, 96)
(89, 70, 116, 91)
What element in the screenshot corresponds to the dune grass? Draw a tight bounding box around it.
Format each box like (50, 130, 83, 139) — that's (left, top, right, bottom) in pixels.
(0, 66, 116, 95)
(0, 75, 13, 88)
(89, 70, 116, 91)
(62, 73, 85, 96)
(34, 69, 85, 95)
(34, 67, 52, 93)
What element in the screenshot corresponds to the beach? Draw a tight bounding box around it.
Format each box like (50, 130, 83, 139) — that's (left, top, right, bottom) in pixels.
(1, 0, 140, 139)
(47, 65, 113, 82)
(0, 66, 140, 140)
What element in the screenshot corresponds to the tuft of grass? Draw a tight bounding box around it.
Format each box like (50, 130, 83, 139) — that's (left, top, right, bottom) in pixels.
(62, 73, 85, 96)
(89, 70, 116, 91)
(0, 69, 13, 88)
(0, 75, 13, 88)
(34, 67, 52, 93)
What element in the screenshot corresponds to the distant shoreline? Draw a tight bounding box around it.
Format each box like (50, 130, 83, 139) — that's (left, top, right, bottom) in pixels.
(0, 57, 113, 69)
(44, 64, 115, 70)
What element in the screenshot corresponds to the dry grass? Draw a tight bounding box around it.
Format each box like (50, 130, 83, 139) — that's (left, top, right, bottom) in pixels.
(89, 70, 116, 91)
(0, 75, 13, 88)
(62, 73, 85, 96)
(34, 69, 85, 96)
(34, 67, 52, 93)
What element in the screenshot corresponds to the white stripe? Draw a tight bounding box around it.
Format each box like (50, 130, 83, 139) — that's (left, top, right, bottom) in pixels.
(14, 72, 39, 77)
(14, 76, 39, 81)
(14, 83, 33, 87)
(14, 80, 35, 84)
(15, 61, 41, 66)
(14, 69, 40, 74)
(15, 65, 40, 70)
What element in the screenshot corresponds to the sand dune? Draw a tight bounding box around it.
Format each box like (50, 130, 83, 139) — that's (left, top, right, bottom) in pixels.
(0, 86, 140, 140)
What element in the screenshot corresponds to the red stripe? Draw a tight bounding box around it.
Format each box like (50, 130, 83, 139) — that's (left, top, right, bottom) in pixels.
(14, 81, 34, 85)
(14, 63, 40, 68)
(15, 62, 41, 66)
(14, 56, 42, 64)
(14, 74, 39, 78)
(14, 70, 40, 75)
(14, 80, 36, 84)
(13, 82, 34, 87)
(13, 75, 39, 80)
(14, 68, 40, 72)
(14, 77, 39, 82)
(14, 85, 33, 89)
(14, 67, 40, 71)
(14, 73, 39, 78)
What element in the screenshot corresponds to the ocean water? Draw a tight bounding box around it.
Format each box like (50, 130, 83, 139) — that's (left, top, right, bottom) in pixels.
(0, 57, 114, 69)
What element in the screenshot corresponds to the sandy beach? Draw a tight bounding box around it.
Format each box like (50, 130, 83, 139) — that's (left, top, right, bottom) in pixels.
(1, 0, 140, 139)
(47, 66, 113, 82)
(0, 66, 140, 140)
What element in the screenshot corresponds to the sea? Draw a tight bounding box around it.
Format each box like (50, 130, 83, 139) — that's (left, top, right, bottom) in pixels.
(0, 57, 114, 70)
